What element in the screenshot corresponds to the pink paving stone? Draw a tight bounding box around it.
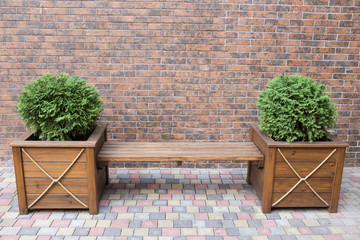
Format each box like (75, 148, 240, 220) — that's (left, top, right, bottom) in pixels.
(193, 200, 206, 206)
(241, 200, 257, 206)
(160, 194, 172, 200)
(37, 237, 51, 240)
(350, 177, 360, 182)
(340, 193, 346, 198)
(219, 170, 230, 174)
(160, 206, 173, 213)
(244, 194, 259, 200)
(195, 184, 207, 189)
(131, 179, 140, 184)
(147, 184, 160, 189)
(0, 236, 19, 240)
(141, 220, 158, 228)
(216, 189, 227, 194)
(258, 227, 271, 235)
(292, 212, 305, 219)
(168, 189, 182, 194)
(115, 237, 128, 240)
(109, 169, 116, 174)
(88, 227, 105, 236)
(210, 174, 220, 179)
(329, 213, 345, 218)
(50, 220, 71, 228)
(229, 184, 244, 189)
(324, 235, 344, 240)
(99, 200, 110, 207)
(342, 226, 360, 234)
(195, 213, 208, 220)
(0, 177, 5, 182)
(130, 174, 139, 179)
(261, 220, 277, 227)
(111, 206, 128, 213)
(298, 227, 312, 235)
(214, 228, 227, 236)
(13, 219, 35, 227)
(161, 170, 171, 174)
(111, 220, 130, 228)
(137, 200, 153, 206)
(128, 170, 139, 174)
(162, 228, 181, 236)
(129, 189, 140, 194)
(0, 212, 4, 218)
(184, 194, 195, 200)
(232, 175, 244, 179)
(31, 212, 51, 220)
(181, 170, 191, 174)
(0, 199, 12, 205)
(187, 237, 206, 240)
(113, 183, 126, 189)
(185, 174, 197, 179)
(237, 213, 251, 220)
(0, 187, 16, 193)
(216, 200, 230, 206)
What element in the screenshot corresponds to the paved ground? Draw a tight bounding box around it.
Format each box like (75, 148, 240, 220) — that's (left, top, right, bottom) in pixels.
(0, 167, 359, 240)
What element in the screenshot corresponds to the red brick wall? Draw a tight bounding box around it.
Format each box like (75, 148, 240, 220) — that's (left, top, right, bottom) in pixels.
(1, 0, 359, 167)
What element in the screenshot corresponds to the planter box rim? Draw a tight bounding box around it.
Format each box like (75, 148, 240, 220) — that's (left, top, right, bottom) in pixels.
(11, 122, 108, 148)
(250, 123, 349, 148)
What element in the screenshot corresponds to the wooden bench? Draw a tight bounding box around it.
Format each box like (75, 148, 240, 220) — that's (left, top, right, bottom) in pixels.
(95, 141, 264, 213)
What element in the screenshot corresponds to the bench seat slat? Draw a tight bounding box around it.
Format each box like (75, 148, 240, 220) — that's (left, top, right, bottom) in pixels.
(97, 142, 264, 162)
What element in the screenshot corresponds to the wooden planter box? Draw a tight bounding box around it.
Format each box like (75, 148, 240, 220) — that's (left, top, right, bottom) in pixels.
(11, 123, 108, 215)
(248, 123, 348, 213)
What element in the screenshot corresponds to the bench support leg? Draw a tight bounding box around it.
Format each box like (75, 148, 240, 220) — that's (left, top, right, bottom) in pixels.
(246, 161, 251, 185)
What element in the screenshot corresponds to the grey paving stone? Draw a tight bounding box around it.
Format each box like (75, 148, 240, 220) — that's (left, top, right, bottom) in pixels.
(265, 212, 281, 219)
(49, 212, 65, 220)
(238, 227, 259, 236)
(134, 213, 150, 220)
(50, 237, 64, 240)
(149, 228, 162, 236)
(247, 219, 263, 227)
(289, 219, 306, 227)
(309, 227, 331, 235)
(128, 237, 142, 240)
(38, 227, 59, 235)
(153, 200, 168, 206)
(199, 206, 213, 213)
(150, 212, 166, 220)
(69, 220, 85, 228)
(205, 220, 222, 228)
(93, 213, 106, 219)
(174, 220, 192, 228)
(268, 236, 283, 240)
(18, 227, 40, 235)
(173, 206, 186, 213)
(73, 227, 90, 236)
(192, 220, 206, 228)
(226, 227, 240, 236)
(270, 227, 286, 235)
(0, 227, 21, 235)
(179, 213, 194, 220)
(133, 195, 147, 200)
(207, 194, 223, 200)
(129, 220, 142, 228)
(206, 237, 223, 240)
(104, 213, 118, 220)
(275, 219, 291, 227)
(180, 200, 193, 206)
(104, 228, 122, 236)
(222, 219, 235, 228)
(128, 206, 143, 213)
(64, 237, 80, 240)
(62, 212, 78, 220)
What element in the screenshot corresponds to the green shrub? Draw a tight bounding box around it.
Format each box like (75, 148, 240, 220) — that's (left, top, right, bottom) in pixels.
(256, 74, 338, 142)
(17, 73, 103, 141)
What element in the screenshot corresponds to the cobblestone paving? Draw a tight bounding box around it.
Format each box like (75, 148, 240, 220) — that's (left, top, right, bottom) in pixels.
(0, 167, 359, 240)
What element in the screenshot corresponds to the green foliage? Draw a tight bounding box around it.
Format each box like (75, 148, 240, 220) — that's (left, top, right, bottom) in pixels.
(17, 73, 103, 141)
(256, 74, 338, 142)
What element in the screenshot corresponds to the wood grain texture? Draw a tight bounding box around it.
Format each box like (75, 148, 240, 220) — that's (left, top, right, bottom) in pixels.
(272, 192, 331, 208)
(261, 147, 276, 213)
(24, 178, 88, 194)
(274, 162, 335, 178)
(27, 194, 89, 209)
(97, 142, 264, 162)
(329, 147, 346, 213)
(22, 148, 87, 163)
(23, 162, 87, 179)
(87, 148, 99, 215)
(273, 178, 333, 193)
(12, 147, 28, 214)
(275, 148, 337, 163)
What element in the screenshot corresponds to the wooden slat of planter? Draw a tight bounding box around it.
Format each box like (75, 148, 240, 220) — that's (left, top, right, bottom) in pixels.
(98, 142, 264, 162)
(274, 162, 335, 178)
(23, 162, 87, 178)
(27, 194, 89, 209)
(22, 148, 87, 163)
(275, 148, 337, 163)
(273, 178, 333, 193)
(272, 192, 331, 208)
(25, 178, 88, 194)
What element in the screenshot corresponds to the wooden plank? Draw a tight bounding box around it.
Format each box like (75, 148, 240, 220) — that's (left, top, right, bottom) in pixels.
(22, 148, 86, 163)
(23, 162, 87, 178)
(261, 147, 276, 213)
(27, 194, 89, 209)
(12, 147, 28, 214)
(329, 147, 346, 213)
(87, 148, 99, 215)
(97, 142, 264, 162)
(25, 178, 88, 194)
(275, 148, 337, 163)
(249, 161, 264, 199)
(274, 162, 335, 178)
(273, 178, 333, 193)
(272, 192, 331, 208)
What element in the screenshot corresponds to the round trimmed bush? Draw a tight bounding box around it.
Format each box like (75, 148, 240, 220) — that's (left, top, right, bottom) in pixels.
(17, 73, 103, 141)
(256, 74, 338, 142)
